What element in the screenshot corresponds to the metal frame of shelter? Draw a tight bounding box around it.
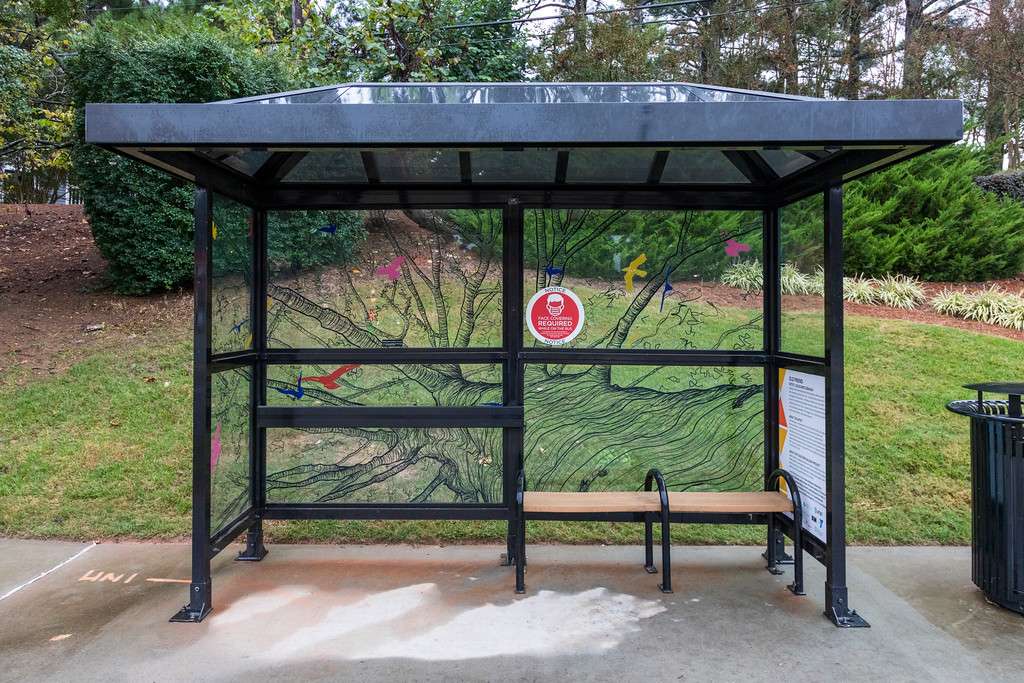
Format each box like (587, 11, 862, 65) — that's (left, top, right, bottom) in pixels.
(84, 82, 962, 627)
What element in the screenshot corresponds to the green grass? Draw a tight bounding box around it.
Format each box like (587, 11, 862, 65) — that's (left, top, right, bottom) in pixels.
(1, 315, 1021, 545)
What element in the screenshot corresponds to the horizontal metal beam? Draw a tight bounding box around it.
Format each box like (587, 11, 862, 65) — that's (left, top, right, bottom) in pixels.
(208, 508, 256, 558)
(263, 185, 770, 210)
(520, 349, 769, 367)
(263, 348, 507, 364)
(86, 100, 964, 147)
(258, 405, 523, 428)
(774, 352, 827, 369)
(263, 503, 508, 520)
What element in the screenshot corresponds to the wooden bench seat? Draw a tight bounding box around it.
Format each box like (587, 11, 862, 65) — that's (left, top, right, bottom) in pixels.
(523, 490, 794, 515)
(513, 468, 805, 598)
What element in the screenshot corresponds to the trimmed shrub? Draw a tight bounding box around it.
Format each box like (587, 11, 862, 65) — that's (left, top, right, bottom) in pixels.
(66, 28, 363, 294)
(975, 172, 1024, 202)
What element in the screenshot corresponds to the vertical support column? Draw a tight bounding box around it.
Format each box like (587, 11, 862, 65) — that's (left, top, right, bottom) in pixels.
(238, 207, 268, 562)
(762, 206, 790, 569)
(823, 184, 868, 627)
(501, 199, 525, 566)
(172, 188, 214, 623)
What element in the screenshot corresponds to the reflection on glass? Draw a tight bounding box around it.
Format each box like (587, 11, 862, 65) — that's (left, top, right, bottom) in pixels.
(265, 364, 501, 407)
(566, 148, 656, 183)
(661, 149, 749, 184)
(266, 427, 502, 503)
(780, 193, 825, 357)
(268, 209, 503, 349)
(211, 194, 252, 355)
(210, 368, 251, 532)
(523, 209, 763, 351)
(284, 150, 367, 183)
(525, 364, 764, 492)
(243, 83, 802, 105)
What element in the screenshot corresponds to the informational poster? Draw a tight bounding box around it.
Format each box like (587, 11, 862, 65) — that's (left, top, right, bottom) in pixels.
(778, 369, 828, 543)
(525, 287, 585, 345)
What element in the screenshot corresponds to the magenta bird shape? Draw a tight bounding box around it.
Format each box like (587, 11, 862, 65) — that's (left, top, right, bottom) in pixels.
(376, 256, 406, 281)
(211, 422, 222, 470)
(725, 238, 751, 258)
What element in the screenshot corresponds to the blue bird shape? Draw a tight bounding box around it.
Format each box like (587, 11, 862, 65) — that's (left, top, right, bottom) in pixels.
(273, 372, 304, 400)
(317, 224, 337, 235)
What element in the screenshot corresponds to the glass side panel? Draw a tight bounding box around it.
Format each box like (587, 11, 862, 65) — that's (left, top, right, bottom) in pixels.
(243, 82, 802, 105)
(283, 150, 368, 183)
(565, 148, 656, 183)
(211, 194, 252, 355)
(373, 149, 460, 182)
(199, 148, 273, 175)
(661, 149, 749, 184)
(265, 363, 501, 406)
(759, 149, 814, 177)
(522, 209, 763, 351)
(266, 427, 503, 503)
(472, 148, 557, 183)
(268, 209, 502, 349)
(524, 364, 764, 492)
(210, 367, 251, 533)
(780, 193, 825, 357)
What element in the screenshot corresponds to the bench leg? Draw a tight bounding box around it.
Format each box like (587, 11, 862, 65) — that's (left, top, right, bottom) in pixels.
(515, 516, 526, 594)
(788, 520, 805, 596)
(765, 514, 785, 575)
(644, 514, 657, 574)
(658, 518, 672, 594)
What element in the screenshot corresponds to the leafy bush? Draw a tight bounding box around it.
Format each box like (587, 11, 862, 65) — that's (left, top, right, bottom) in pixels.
(873, 274, 926, 310)
(843, 276, 876, 304)
(931, 286, 1024, 331)
(778, 146, 1024, 282)
(66, 26, 363, 294)
(780, 262, 814, 295)
(720, 259, 763, 293)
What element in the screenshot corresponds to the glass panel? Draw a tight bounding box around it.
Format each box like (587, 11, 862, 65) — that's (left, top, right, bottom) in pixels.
(268, 209, 502, 349)
(266, 427, 502, 503)
(661, 149, 749, 184)
(566, 148, 655, 183)
(199, 148, 272, 175)
(243, 83, 801, 105)
(759, 149, 814, 177)
(373, 149, 460, 182)
(265, 363, 501, 406)
(780, 193, 825, 357)
(523, 209, 762, 351)
(524, 364, 764, 492)
(211, 194, 252, 354)
(283, 150, 368, 183)
(210, 367, 251, 533)
(472, 148, 557, 183)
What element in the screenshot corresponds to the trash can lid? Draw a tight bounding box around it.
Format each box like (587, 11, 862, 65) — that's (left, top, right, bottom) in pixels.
(964, 382, 1024, 396)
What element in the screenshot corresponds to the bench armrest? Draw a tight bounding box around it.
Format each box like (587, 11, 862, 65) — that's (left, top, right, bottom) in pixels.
(643, 468, 669, 510)
(767, 468, 801, 513)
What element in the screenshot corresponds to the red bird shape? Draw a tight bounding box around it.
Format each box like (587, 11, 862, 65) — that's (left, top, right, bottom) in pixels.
(304, 364, 361, 390)
(725, 238, 752, 258)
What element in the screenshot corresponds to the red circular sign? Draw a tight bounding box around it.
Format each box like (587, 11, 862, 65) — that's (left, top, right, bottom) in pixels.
(526, 287, 585, 345)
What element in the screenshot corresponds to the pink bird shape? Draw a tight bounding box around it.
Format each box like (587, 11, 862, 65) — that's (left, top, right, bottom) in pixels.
(375, 256, 406, 281)
(725, 238, 752, 258)
(210, 422, 222, 470)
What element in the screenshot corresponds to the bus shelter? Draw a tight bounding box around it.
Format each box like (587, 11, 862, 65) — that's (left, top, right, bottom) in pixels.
(85, 82, 962, 626)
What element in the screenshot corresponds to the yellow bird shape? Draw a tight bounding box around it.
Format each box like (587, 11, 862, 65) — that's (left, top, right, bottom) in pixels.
(622, 253, 648, 293)
(211, 221, 218, 240)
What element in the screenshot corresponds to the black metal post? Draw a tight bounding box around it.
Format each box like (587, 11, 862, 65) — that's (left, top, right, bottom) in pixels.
(502, 200, 525, 565)
(171, 188, 214, 623)
(823, 185, 868, 627)
(762, 206, 791, 569)
(238, 206, 268, 561)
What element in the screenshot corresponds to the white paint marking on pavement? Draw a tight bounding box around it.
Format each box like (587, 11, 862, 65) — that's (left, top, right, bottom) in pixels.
(0, 543, 96, 602)
(49, 634, 72, 642)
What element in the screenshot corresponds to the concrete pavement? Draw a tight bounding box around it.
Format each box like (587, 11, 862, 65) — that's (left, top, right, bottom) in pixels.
(0, 540, 1022, 681)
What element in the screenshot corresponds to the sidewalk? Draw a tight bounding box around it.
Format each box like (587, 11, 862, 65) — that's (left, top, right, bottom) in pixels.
(1, 540, 1021, 681)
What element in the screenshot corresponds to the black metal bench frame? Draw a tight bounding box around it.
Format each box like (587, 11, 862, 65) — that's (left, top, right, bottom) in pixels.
(514, 467, 804, 597)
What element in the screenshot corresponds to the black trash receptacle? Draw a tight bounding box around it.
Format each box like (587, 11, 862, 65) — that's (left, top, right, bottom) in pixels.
(948, 382, 1024, 615)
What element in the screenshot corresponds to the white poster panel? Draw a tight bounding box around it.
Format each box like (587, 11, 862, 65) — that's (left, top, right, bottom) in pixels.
(778, 369, 828, 543)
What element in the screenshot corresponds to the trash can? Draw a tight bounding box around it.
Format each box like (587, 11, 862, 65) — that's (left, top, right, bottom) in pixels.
(947, 382, 1024, 615)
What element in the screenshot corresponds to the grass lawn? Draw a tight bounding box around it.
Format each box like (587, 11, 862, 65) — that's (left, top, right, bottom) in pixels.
(0, 314, 1020, 545)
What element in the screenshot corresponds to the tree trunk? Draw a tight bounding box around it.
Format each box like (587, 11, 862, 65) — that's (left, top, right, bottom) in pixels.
(902, 0, 925, 97)
(841, 0, 864, 99)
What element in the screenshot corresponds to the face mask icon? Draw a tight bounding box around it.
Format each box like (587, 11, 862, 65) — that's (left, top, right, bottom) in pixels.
(546, 293, 565, 317)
